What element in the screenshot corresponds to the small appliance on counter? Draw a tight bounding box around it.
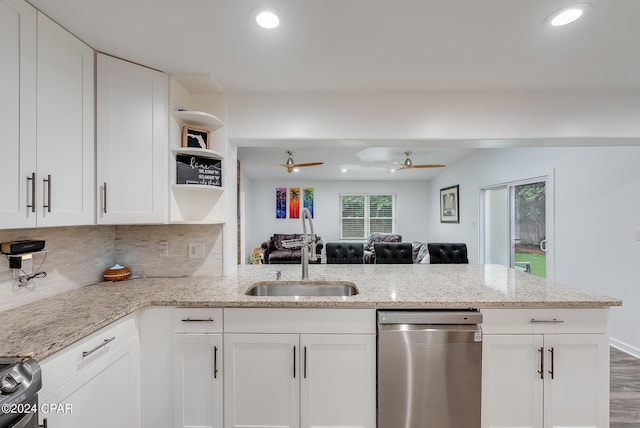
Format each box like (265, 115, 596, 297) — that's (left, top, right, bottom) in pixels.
(103, 264, 131, 282)
(0, 240, 45, 255)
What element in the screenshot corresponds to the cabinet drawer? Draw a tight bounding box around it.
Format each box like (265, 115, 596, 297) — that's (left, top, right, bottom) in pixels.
(481, 308, 609, 334)
(39, 315, 138, 398)
(173, 308, 223, 333)
(224, 308, 376, 334)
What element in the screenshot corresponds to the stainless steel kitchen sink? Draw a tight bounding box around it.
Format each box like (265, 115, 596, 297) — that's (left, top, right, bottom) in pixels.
(245, 281, 358, 296)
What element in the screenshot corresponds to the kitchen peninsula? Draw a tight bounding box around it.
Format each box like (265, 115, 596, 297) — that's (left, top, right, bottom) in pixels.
(0, 264, 621, 428)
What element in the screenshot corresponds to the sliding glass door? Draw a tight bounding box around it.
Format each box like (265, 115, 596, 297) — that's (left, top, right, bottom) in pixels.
(481, 177, 553, 279)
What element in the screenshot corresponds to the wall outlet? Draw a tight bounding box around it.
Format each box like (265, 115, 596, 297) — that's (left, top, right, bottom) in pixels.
(21, 256, 33, 276)
(189, 242, 205, 259)
(158, 241, 169, 257)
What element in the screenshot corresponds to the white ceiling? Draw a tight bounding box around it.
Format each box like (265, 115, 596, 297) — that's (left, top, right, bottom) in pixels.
(238, 144, 473, 181)
(26, 0, 640, 180)
(27, 0, 640, 93)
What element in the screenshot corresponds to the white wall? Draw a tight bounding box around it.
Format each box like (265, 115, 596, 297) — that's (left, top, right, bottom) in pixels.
(242, 179, 430, 262)
(428, 146, 640, 355)
(227, 90, 640, 141)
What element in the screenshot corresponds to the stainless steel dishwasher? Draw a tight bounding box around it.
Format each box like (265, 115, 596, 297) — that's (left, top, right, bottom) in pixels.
(377, 310, 483, 428)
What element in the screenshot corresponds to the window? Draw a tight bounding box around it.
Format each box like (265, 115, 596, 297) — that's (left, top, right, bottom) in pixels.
(340, 194, 395, 239)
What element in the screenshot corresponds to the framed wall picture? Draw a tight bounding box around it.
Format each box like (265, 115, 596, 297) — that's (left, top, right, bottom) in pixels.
(182, 126, 210, 149)
(440, 185, 459, 223)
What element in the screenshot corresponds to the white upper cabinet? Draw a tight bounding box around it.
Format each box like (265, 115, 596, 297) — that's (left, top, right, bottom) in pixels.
(0, 0, 37, 229)
(36, 12, 95, 227)
(96, 53, 168, 224)
(0, 5, 94, 229)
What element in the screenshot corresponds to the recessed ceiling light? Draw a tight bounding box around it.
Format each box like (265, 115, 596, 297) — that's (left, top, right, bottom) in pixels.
(293, 168, 299, 173)
(255, 9, 280, 29)
(341, 168, 348, 173)
(545, 3, 592, 27)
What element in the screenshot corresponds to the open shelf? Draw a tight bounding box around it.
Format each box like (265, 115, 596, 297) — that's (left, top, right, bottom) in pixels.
(172, 110, 224, 132)
(172, 184, 224, 192)
(171, 147, 224, 160)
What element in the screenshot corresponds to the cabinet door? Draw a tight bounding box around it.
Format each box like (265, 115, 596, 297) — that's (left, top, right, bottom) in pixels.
(224, 334, 299, 428)
(36, 12, 94, 227)
(300, 334, 375, 428)
(40, 337, 140, 428)
(96, 53, 168, 224)
(543, 334, 609, 428)
(482, 334, 544, 428)
(173, 334, 223, 428)
(0, 0, 36, 229)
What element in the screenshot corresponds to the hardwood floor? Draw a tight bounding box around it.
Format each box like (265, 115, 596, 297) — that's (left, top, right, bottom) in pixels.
(610, 347, 640, 427)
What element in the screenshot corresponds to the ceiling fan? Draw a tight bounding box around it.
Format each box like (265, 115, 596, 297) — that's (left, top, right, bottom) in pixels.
(393, 151, 446, 171)
(261, 150, 324, 174)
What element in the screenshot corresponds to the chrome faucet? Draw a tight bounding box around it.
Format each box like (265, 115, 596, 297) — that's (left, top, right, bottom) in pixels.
(281, 208, 316, 280)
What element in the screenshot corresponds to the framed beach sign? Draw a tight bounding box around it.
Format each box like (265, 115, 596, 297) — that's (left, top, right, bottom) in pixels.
(440, 185, 459, 223)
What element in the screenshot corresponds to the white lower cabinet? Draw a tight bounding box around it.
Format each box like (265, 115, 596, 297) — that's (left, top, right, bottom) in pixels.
(224, 333, 299, 428)
(481, 309, 610, 428)
(38, 316, 141, 428)
(300, 334, 375, 428)
(223, 308, 376, 428)
(173, 308, 224, 428)
(174, 334, 223, 428)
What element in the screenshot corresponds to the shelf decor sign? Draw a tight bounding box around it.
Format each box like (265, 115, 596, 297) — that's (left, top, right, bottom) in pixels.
(276, 187, 287, 219)
(181, 126, 210, 149)
(176, 155, 221, 186)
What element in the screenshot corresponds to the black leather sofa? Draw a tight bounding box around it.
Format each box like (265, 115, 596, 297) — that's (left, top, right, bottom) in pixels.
(261, 234, 323, 264)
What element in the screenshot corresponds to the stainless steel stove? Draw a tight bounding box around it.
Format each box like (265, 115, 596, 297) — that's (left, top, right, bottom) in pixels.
(0, 358, 42, 428)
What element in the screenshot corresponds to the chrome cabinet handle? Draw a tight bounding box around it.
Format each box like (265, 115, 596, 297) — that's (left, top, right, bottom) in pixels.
(537, 347, 544, 380)
(548, 347, 555, 379)
(82, 337, 115, 358)
(530, 319, 564, 324)
(213, 345, 218, 379)
(43, 175, 52, 212)
(181, 318, 214, 322)
(27, 173, 36, 213)
(103, 182, 107, 214)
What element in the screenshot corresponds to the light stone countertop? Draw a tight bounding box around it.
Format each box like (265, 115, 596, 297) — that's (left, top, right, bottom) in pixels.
(0, 264, 621, 361)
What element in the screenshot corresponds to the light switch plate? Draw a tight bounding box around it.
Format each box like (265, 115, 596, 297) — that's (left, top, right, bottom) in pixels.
(189, 242, 205, 259)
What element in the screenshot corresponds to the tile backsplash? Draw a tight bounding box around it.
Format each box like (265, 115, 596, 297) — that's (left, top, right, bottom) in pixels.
(0, 224, 223, 312)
